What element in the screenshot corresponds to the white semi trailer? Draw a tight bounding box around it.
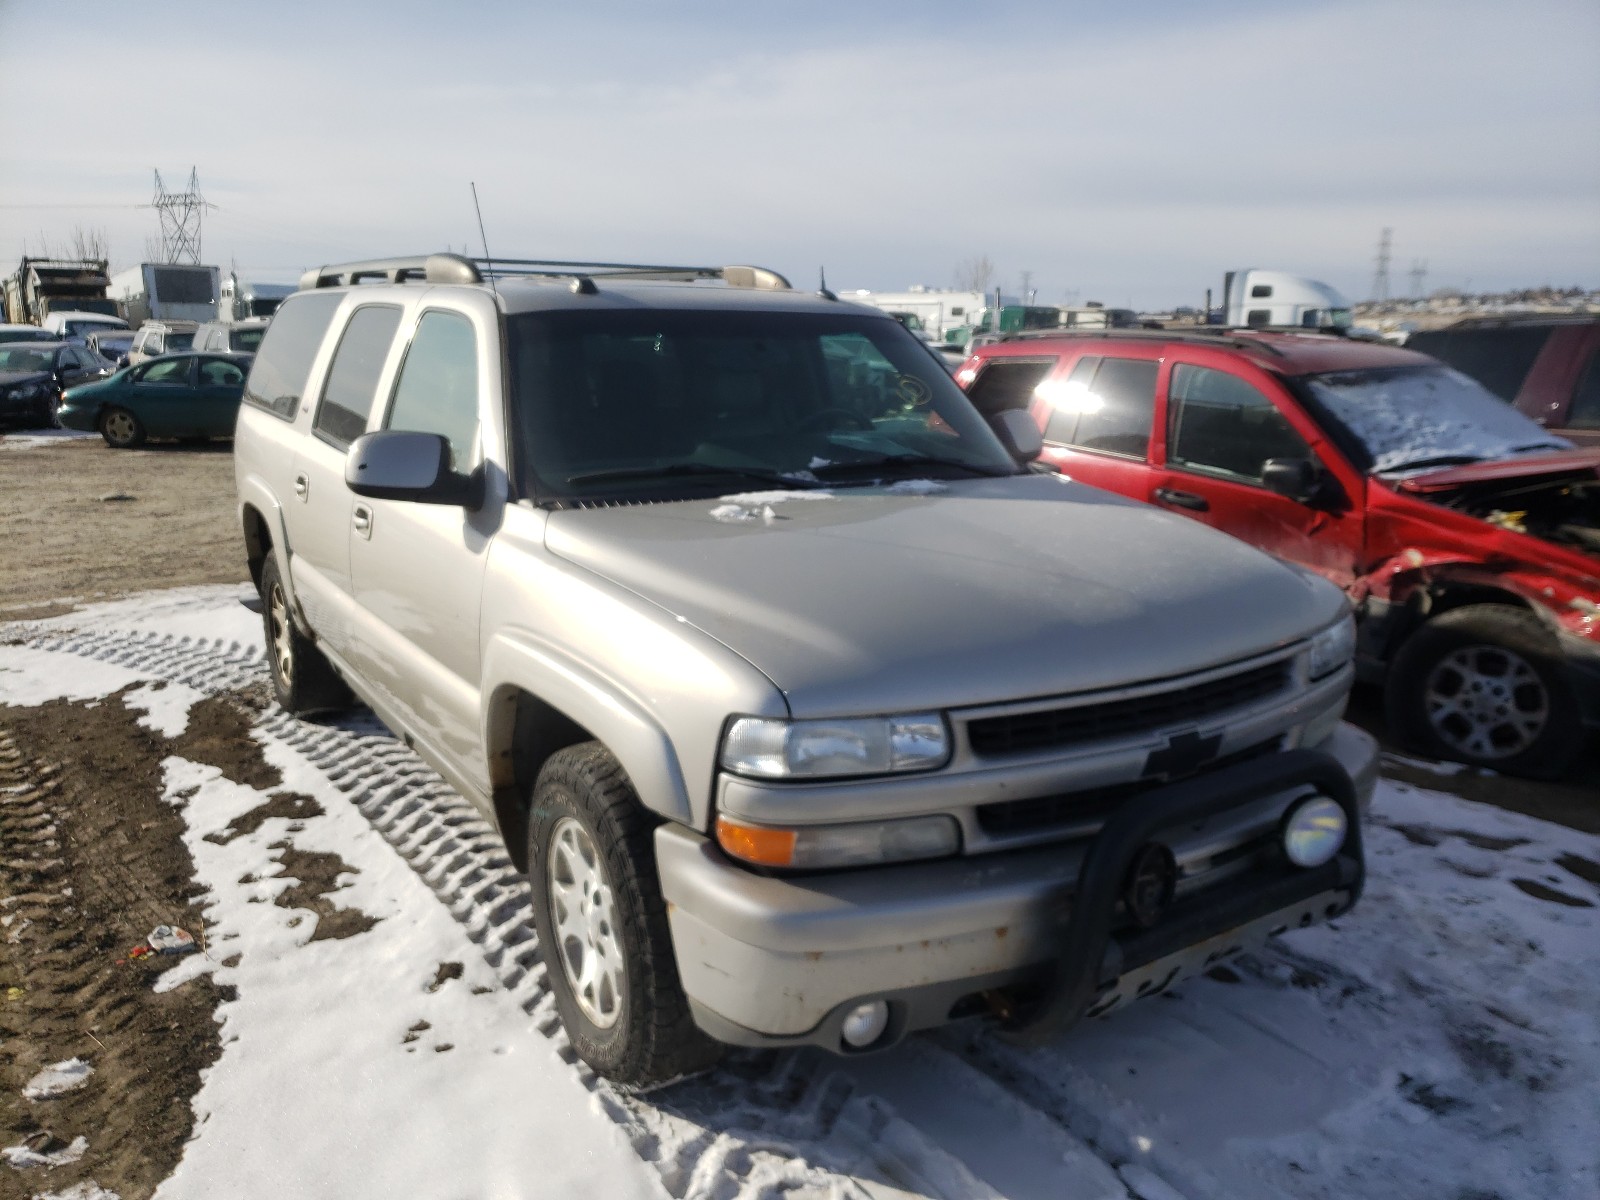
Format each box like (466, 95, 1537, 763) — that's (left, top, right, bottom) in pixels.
(109, 263, 221, 326)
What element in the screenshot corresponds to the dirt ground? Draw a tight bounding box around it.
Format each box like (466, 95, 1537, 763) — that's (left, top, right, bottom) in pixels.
(0, 436, 248, 619)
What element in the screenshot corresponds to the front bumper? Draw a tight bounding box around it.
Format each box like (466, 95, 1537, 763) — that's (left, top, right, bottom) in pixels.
(658, 722, 1377, 1051)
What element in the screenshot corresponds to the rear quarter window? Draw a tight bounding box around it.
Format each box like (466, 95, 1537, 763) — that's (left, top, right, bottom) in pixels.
(243, 292, 343, 420)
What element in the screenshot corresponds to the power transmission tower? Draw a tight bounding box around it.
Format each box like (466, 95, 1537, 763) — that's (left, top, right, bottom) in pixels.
(1370, 227, 1392, 303)
(1408, 259, 1427, 299)
(151, 168, 211, 264)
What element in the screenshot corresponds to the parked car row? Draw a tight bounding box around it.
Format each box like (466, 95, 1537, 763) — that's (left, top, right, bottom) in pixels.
(953, 327, 1600, 776)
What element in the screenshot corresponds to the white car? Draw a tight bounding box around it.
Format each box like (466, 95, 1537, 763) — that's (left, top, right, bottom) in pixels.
(41, 311, 129, 342)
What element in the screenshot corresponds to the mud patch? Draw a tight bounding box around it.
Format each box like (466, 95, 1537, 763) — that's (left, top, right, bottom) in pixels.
(205, 792, 324, 846)
(1385, 822, 1530, 853)
(1397, 1074, 1466, 1115)
(1510, 878, 1595, 908)
(270, 844, 380, 942)
(426, 961, 463, 993)
(1555, 852, 1600, 891)
(0, 698, 224, 1200)
(170, 695, 281, 791)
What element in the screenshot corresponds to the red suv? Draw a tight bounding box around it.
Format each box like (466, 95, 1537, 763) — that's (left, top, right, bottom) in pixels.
(956, 329, 1600, 775)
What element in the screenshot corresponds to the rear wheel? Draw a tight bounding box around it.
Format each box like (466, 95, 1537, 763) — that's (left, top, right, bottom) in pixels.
(99, 407, 145, 449)
(260, 555, 351, 715)
(1386, 604, 1580, 778)
(526, 743, 721, 1087)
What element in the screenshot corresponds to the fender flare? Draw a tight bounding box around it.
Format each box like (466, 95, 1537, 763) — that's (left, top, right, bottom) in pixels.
(481, 630, 693, 827)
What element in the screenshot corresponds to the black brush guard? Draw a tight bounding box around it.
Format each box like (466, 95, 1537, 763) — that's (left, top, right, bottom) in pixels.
(1007, 748, 1364, 1041)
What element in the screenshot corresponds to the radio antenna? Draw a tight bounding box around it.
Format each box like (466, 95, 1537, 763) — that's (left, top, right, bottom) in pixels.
(470, 182, 498, 296)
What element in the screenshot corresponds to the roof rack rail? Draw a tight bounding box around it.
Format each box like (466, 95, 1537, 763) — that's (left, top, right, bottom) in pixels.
(994, 326, 1292, 358)
(299, 253, 791, 292)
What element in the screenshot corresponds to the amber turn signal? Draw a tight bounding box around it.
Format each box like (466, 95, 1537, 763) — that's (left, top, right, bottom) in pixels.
(715, 816, 798, 867)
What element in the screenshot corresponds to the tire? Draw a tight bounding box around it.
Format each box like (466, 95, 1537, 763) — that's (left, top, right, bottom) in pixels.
(99, 407, 146, 448)
(526, 742, 721, 1087)
(259, 555, 351, 715)
(1386, 603, 1580, 778)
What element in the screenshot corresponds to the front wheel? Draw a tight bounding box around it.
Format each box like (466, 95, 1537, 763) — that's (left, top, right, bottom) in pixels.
(99, 406, 145, 448)
(1386, 604, 1580, 778)
(259, 555, 351, 715)
(527, 743, 721, 1087)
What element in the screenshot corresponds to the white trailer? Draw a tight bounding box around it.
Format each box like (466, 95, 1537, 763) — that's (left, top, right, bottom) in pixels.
(836, 288, 990, 344)
(109, 263, 221, 326)
(1221, 269, 1352, 329)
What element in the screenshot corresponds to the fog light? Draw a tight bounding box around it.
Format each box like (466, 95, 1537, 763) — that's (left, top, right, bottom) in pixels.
(1283, 796, 1347, 868)
(840, 1000, 890, 1048)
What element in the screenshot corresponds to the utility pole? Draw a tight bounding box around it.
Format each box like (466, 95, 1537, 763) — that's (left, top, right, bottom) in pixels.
(151, 168, 211, 264)
(1370, 227, 1392, 303)
(1408, 259, 1427, 299)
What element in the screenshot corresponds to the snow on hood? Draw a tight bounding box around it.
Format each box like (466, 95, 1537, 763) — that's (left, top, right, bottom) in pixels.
(545, 473, 1345, 715)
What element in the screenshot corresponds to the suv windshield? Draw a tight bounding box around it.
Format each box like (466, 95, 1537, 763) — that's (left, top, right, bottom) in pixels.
(231, 328, 266, 352)
(164, 331, 195, 352)
(506, 309, 1016, 500)
(1300, 364, 1571, 473)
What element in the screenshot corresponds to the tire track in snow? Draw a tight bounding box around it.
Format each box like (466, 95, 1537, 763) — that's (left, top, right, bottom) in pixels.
(10, 628, 1046, 1200)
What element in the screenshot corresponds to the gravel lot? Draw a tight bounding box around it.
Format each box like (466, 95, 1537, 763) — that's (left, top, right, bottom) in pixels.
(0, 434, 247, 619)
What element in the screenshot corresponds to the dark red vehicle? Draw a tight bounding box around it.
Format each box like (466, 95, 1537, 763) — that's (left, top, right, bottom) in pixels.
(1403, 316, 1600, 448)
(956, 328, 1600, 775)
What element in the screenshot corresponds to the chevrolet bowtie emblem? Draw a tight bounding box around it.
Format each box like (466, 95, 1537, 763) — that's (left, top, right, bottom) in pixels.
(1143, 729, 1223, 780)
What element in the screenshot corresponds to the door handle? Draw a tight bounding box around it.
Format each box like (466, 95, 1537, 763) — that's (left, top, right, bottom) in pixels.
(1154, 487, 1209, 512)
(352, 504, 373, 539)
(293, 472, 309, 500)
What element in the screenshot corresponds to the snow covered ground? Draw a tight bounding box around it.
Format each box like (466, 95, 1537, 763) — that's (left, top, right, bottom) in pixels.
(3, 585, 1597, 1200)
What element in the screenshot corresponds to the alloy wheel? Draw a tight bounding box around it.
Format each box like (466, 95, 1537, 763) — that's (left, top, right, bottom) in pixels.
(1422, 643, 1549, 760)
(267, 580, 295, 687)
(548, 816, 624, 1029)
(103, 410, 137, 445)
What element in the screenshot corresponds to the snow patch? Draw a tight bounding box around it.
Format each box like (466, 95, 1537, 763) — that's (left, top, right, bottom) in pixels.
(3, 1136, 88, 1169)
(887, 478, 948, 495)
(123, 681, 204, 738)
(32, 1184, 121, 1200)
(21, 1059, 93, 1101)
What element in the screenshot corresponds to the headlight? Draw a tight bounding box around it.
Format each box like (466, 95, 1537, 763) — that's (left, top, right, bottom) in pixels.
(720, 713, 949, 779)
(716, 813, 960, 869)
(1307, 614, 1356, 681)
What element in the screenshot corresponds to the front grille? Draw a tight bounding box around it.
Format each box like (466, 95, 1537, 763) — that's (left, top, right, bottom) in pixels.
(965, 660, 1292, 758)
(976, 737, 1283, 837)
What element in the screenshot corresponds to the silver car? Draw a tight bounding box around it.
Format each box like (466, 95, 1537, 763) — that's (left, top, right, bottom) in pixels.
(234, 253, 1375, 1085)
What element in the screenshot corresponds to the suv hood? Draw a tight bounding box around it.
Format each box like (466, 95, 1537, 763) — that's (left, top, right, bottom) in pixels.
(544, 474, 1343, 715)
(1394, 449, 1600, 493)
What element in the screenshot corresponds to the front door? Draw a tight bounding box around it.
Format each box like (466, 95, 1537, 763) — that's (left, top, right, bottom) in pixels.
(347, 308, 493, 790)
(1153, 360, 1364, 589)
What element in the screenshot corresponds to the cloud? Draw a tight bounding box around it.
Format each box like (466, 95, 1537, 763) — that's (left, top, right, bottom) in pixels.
(1, 0, 1595, 305)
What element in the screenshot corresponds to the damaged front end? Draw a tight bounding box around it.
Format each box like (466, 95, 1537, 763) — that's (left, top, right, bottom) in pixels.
(1416, 468, 1600, 560)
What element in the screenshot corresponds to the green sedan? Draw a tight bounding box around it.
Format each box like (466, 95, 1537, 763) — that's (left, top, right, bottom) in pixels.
(56, 352, 254, 448)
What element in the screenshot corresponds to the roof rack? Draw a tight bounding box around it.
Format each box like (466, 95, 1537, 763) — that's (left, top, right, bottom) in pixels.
(993, 326, 1295, 358)
(298, 253, 791, 292)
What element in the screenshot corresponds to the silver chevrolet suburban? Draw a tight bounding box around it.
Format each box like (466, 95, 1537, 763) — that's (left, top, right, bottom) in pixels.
(234, 253, 1377, 1085)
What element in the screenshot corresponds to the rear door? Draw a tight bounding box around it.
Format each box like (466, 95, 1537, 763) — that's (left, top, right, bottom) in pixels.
(194, 356, 248, 435)
(1029, 351, 1161, 502)
(285, 304, 404, 657)
(1151, 357, 1365, 589)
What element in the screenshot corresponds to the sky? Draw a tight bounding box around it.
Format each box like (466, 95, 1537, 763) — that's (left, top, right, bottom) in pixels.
(1, 0, 1597, 310)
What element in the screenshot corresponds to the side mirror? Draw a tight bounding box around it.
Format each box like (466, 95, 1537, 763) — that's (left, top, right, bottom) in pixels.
(345, 430, 482, 508)
(1261, 457, 1325, 505)
(987, 407, 1044, 464)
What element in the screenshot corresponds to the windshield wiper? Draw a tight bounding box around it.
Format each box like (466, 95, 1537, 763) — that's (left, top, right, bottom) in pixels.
(564, 463, 820, 489)
(809, 453, 1011, 480)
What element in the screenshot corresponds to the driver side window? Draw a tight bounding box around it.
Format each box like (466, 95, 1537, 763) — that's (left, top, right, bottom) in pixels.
(1167, 364, 1310, 484)
(383, 310, 480, 471)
